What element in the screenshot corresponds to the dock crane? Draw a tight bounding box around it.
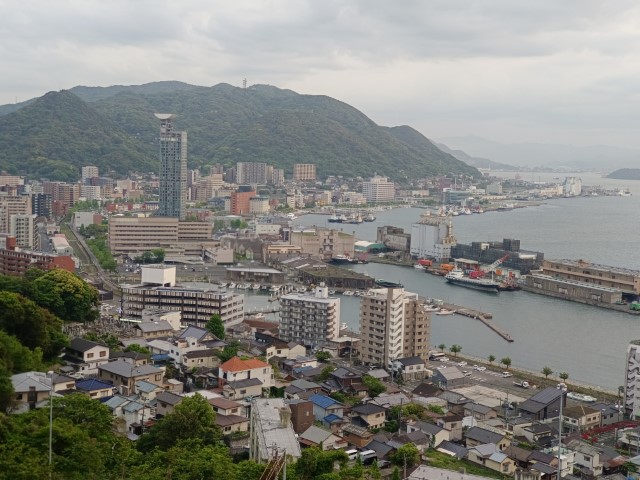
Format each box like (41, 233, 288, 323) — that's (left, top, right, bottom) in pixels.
(468, 254, 510, 279)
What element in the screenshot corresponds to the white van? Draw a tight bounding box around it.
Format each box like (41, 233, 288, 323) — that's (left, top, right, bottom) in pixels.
(345, 449, 358, 461)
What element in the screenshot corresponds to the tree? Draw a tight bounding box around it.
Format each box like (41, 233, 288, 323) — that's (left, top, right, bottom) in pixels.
(124, 343, 151, 354)
(316, 351, 331, 363)
(317, 365, 335, 381)
(391, 443, 420, 468)
(362, 374, 386, 398)
(206, 314, 226, 340)
(0, 361, 14, 413)
(501, 357, 512, 369)
(438, 343, 446, 352)
(137, 394, 221, 452)
(449, 344, 462, 357)
(488, 354, 496, 365)
(216, 340, 240, 362)
(559, 372, 569, 381)
(391, 467, 401, 480)
(542, 366, 553, 378)
(30, 269, 99, 323)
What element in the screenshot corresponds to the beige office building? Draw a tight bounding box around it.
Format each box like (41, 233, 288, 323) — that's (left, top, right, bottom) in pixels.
(362, 175, 395, 203)
(293, 164, 317, 182)
(0, 195, 31, 233)
(359, 287, 430, 367)
(288, 227, 355, 261)
(108, 216, 214, 256)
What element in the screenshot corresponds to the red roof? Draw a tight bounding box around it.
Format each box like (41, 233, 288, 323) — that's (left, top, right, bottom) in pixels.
(221, 356, 269, 372)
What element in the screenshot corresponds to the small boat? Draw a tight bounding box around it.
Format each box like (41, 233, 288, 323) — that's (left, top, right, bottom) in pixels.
(424, 305, 441, 312)
(269, 285, 281, 293)
(297, 287, 307, 293)
(414, 264, 425, 270)
(567, 392, 597, 402)
(343, 290, 354, 296)
(340, 322, 348, 331)
(363, 213, 376, 222)
(251, 284, 261, 290)
(219, 282, 228, 288)
(328, 290, 336, 295)
(436, 309, 456, 315)
(228, 283, 236, 289)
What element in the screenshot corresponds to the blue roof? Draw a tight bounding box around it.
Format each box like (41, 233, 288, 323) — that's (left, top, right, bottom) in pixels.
(323, 414, 342, 424)
(75, 378, 113, 391)
(309, 394, 342, 409)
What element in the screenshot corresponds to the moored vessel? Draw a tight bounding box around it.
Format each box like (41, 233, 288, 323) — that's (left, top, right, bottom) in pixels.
(445, 268, 500, 293)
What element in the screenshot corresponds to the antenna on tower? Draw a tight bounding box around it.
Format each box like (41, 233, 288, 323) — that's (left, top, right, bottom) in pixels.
(243, 78, 247, 89)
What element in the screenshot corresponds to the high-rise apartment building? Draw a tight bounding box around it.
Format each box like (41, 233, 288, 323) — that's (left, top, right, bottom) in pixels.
(81, 166, 99, 184)
(359, 286, 430, 367)
(10, 214, 38, 250)
(0, 195, 31, 233)
(293, 164, 317, 182)
(279, 285, 340, 349)
(155, 113, 187, 219)
(32, 193, 52, 219)
(362, 175, 395, 203)
(236, 162, 268, 185)
(625, 340, 640, 419)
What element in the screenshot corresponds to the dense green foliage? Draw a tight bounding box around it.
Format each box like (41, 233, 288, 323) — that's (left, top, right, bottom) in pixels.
(206, 314, 226, 340)
(0, 83, 479, 181)
(0, 91, 158, 180)
(362, 374, 387, 398)
(134, 248, 166, 264)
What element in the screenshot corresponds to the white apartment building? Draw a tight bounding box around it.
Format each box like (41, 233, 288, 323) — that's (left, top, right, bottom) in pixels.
(410, 214, 457, 261)
(279, 285, 340, 349)
(362, 175, 395, 203)
(563, 177, 582, 196)
(122, 266, 244, 328)
(10, 214, 38, 249)
(81, 166, 99, 184)
(0, 195, 31, 233)
(249, 197, 270, 214)
(80, 185, 101, 201)
(359, 286, 430, 367)
(625, 340, 640, 419)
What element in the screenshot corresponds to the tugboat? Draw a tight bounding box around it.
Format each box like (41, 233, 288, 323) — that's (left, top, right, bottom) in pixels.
(445, 268, 500, 293)
(363, 213, 376, 222)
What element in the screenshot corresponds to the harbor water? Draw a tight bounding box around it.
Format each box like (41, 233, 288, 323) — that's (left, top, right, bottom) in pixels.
(248, 173, 640, 391)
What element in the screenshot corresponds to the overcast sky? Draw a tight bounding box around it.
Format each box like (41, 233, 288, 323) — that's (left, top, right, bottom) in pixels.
(4, 0, 640, 148)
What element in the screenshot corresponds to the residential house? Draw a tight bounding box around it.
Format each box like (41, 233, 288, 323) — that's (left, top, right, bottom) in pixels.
(155, 391, 183, 417)
(134, 380, 163, 403)
(209, 397, 245, 416)
(435, 440, 468, 460)
(98, 359, 164, 395)
(287, 399, 315, 434)
(341, 423, 374, 448)
(393, 356, 427, 382)
(561, 405, 601, 432)
(309, 394, 344, 424)
(11, 372, 54, 412)
(435, 414, 464, 441)
(519, 387, 565, 421)
(366, 369, 391, 383)
(299, 425, 347, 450)
(412, 382, 442, 398)
(408, 420, 450, 448)
(467, 443, 517, 476)
(437, 391, 470, 416)
(465, 426, 511, 450)
(590, 403, 623, 426)
(365, 439, 395, 460)
(64, 338, 110, 375)
(565, 439, 627, 477)
(75, 378, 114, 399)
(392, 430, 431, 453)
(218, 356, 274, 389)
(223, 378, 265, 400)
(182, 349, 221, 369)
(103, 394, 154, 436)
(109, 351, 150, 366)
(351, 403, 387, 430)
(329, 367, 364, 395)
(513, 420, 556, 447)
(370, 392, 411, 410)
(216, 414, 249, 435)
(431, 367, 465, 389)
(409, 465, 496, 480)
(133, 320, 175, 339)
(281, 356, 319, 376)
(463, 403, 498, 422)
(284, 378, 323, 399)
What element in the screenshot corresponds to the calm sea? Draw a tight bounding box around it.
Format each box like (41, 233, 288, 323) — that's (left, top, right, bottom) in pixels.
(246, 173, 640, 390)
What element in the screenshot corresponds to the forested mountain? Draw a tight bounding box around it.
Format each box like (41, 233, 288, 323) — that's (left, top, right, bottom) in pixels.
(0, 82, 479, 181)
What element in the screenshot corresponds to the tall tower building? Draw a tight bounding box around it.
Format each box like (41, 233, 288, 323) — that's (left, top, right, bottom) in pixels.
(155, 113, 187, 219)
(359, 286, 430, 367)
(625, 340, 640, 419)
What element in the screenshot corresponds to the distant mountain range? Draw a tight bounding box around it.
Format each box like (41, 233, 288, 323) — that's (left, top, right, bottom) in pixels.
(607, 169, 640, 180)
(437, 135, 640, 172)
(0, 82, 479, 182)
(435, 142, 516, 170)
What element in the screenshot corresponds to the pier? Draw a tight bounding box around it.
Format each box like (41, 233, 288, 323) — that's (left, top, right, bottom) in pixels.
(441, 302, 514, 343)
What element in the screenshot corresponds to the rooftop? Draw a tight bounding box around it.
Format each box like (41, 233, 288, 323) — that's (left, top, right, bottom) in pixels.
(221, 356, 269, 372)
(251, 398, 301, 460)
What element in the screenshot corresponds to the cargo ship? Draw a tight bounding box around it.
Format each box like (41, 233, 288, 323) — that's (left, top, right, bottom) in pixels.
(445, 268, 500, 293)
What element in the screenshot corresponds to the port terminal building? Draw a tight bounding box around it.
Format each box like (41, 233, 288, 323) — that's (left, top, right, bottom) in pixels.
(450, 239, 543, 274)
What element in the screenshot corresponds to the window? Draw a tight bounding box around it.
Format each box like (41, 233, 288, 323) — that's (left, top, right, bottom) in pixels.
(87, 353, 94, 359)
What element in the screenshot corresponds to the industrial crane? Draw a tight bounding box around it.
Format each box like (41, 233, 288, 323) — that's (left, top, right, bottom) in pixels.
(468, 254, 510, 279)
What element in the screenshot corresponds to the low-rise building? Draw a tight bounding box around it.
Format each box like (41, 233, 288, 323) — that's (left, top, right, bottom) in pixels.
(98, 359, 164, 395)
(467, 444, 516, 476)
(64, 338, 110, 375)
(249, 398, 301, 462)
(75, 378, 115, 399)
(351, 403, 387, 430)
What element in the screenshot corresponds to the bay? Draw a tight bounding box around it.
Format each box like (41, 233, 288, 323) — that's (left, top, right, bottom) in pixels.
(248, 172, 640, 391)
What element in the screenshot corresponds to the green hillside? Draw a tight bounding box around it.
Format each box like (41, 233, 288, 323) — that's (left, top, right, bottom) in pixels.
(0, 82, 479, 181)
(0, 90, 157, 181)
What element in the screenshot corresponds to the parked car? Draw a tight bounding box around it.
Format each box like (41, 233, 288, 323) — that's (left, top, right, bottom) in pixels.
(502, 372, 513, 378)
(458, 361, 467, 366)
(476, 366, 486, 372)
